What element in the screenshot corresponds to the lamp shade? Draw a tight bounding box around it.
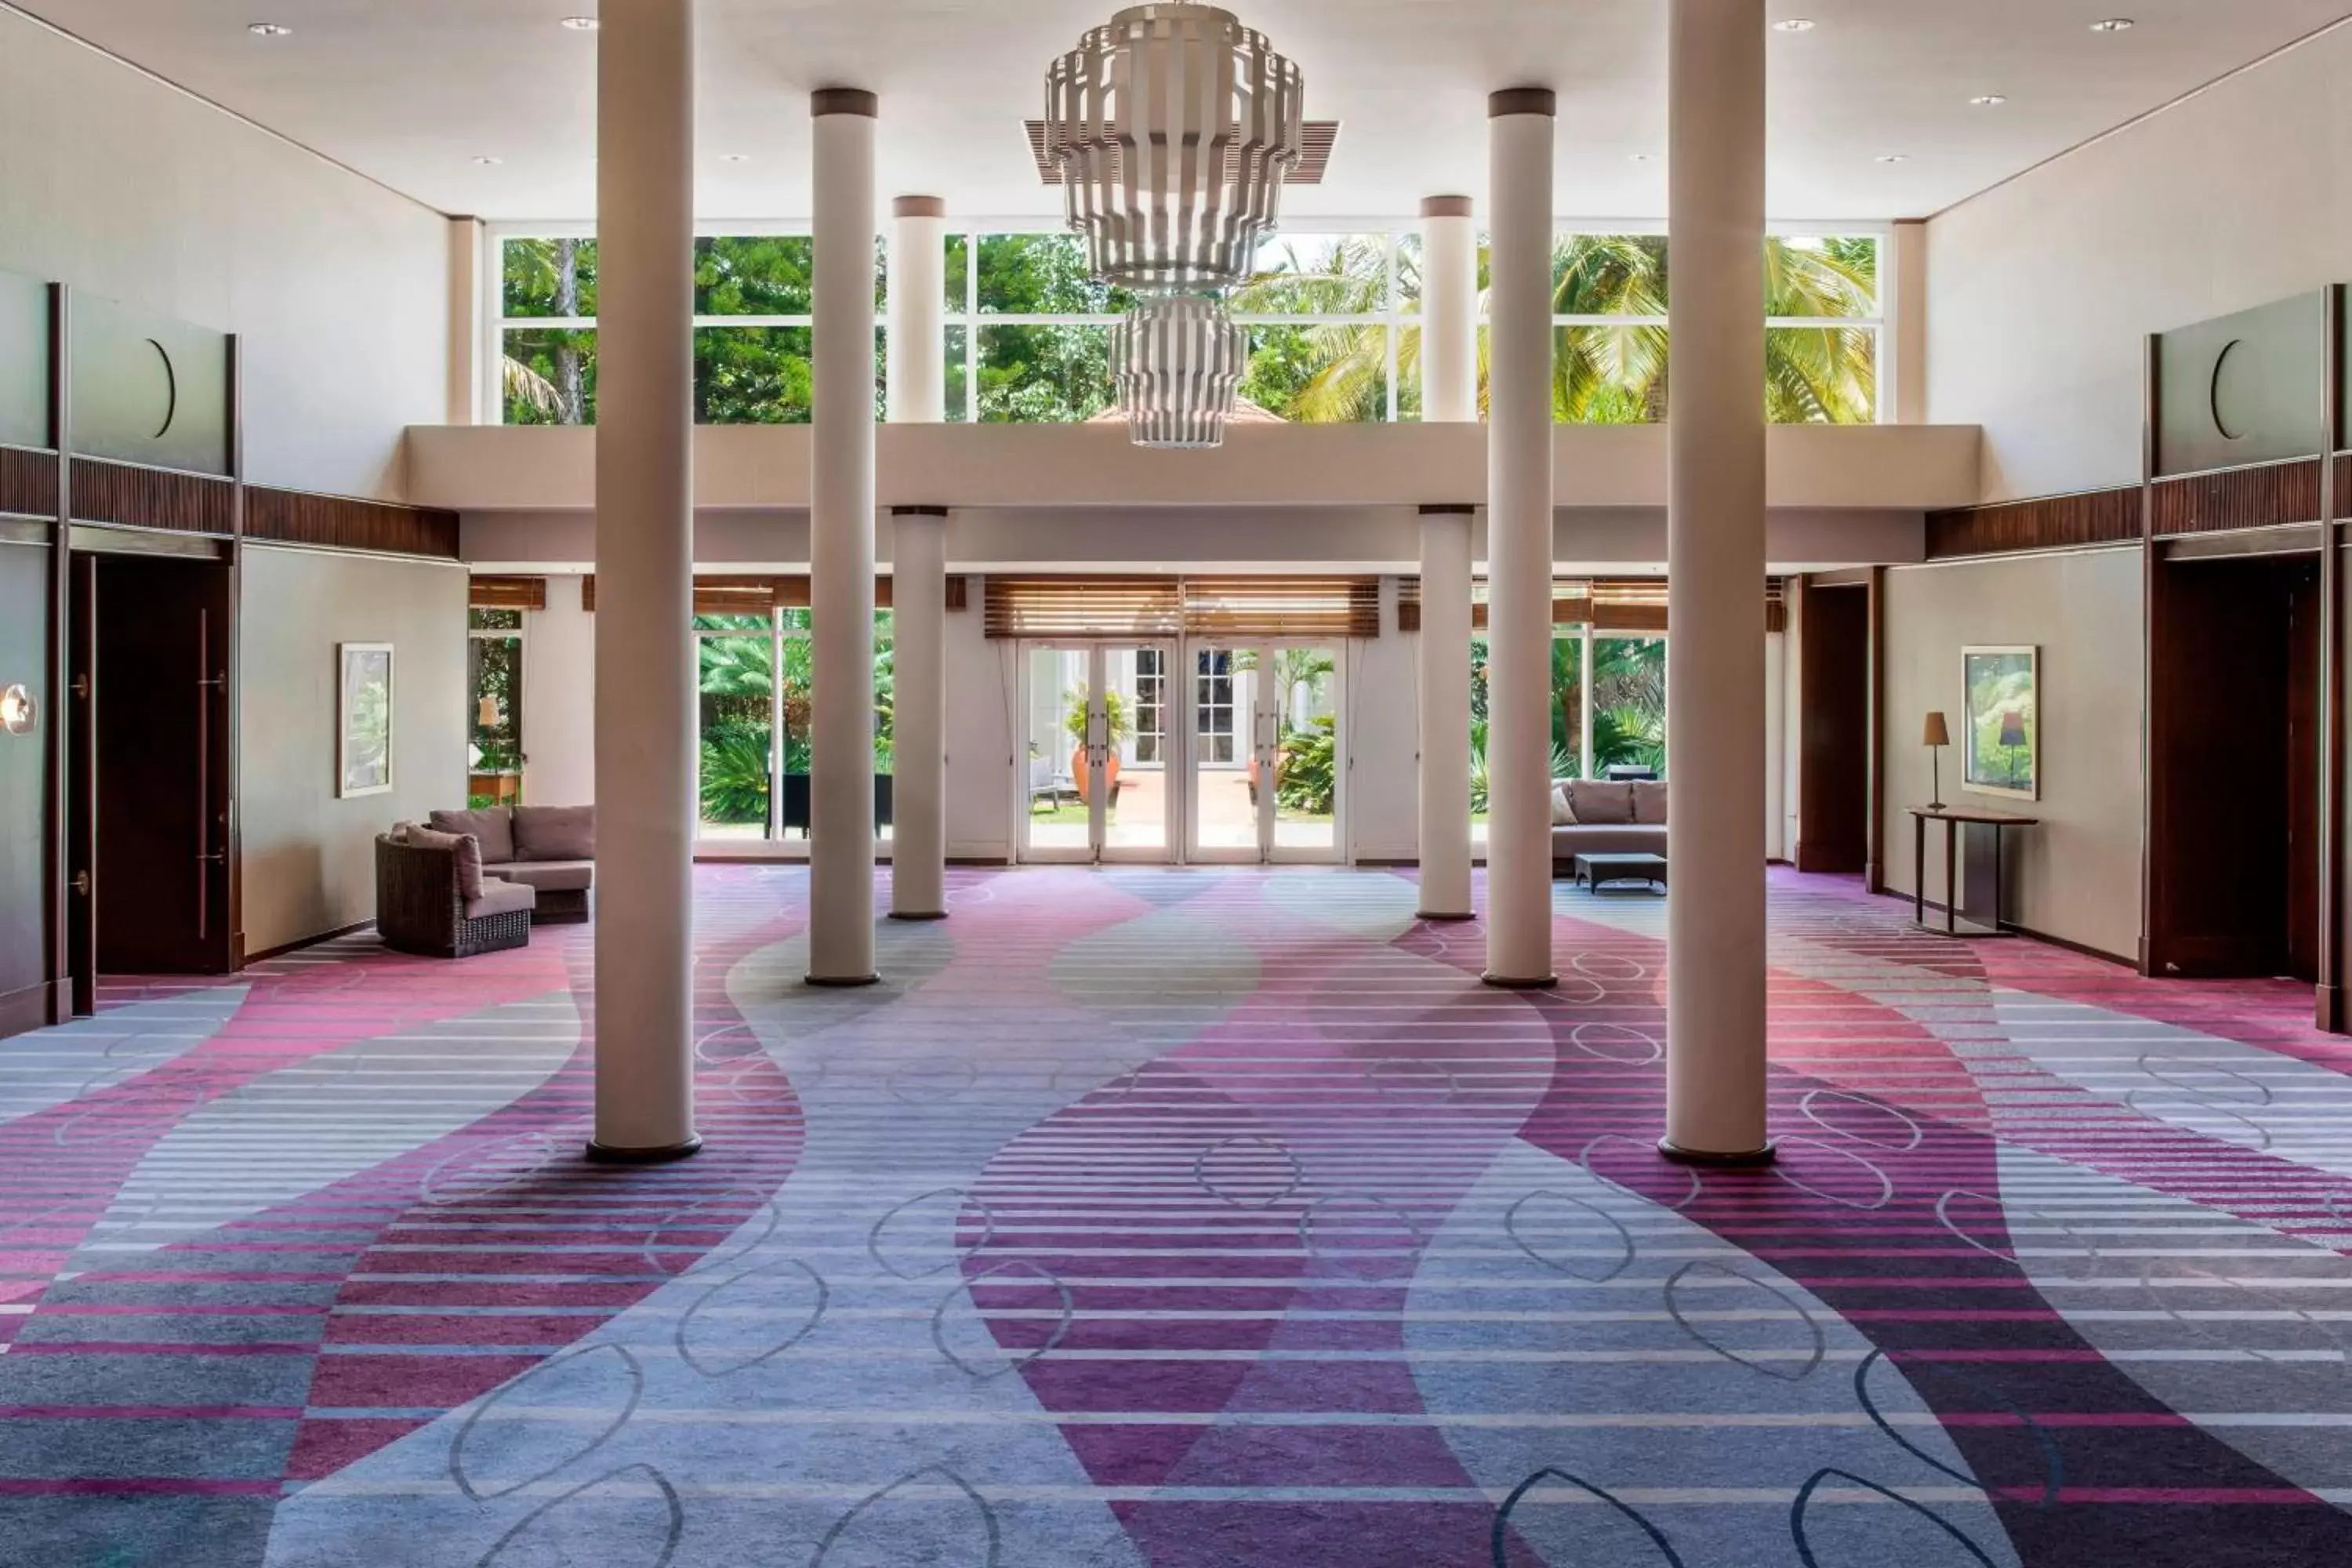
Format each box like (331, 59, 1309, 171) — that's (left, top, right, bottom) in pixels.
(1998, 709, 2027, 748)
(1921, 711, 1950, 748)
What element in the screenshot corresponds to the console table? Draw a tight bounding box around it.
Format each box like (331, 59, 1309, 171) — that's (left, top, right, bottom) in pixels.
(1907, 806, 2040, 938)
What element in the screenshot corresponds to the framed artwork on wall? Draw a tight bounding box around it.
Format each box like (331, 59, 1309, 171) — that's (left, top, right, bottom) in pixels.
(1962, 645, 2038, 800)
(338, 642, 394, 798)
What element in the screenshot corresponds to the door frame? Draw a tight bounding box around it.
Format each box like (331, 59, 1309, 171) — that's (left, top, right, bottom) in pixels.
(1184, 638, 1348, 866)
(1016, 641, 1179, 866)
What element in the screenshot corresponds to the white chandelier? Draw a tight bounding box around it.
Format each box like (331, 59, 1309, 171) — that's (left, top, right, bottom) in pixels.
(1044, 3, 1305, 292)
(1111, 293, 1247, 448)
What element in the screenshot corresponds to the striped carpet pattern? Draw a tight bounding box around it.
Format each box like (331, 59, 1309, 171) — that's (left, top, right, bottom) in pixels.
(2, 864, 2348, 1566)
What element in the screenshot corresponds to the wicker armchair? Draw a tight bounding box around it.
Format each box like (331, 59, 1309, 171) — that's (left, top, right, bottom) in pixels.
(375, 835, 535, 958)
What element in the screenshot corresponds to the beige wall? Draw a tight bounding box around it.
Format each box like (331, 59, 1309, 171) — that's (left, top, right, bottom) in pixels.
(240, 546, 467, 955)
(0, 9, 450, 500)
(1927, 23, 2352, 502)
(1878, 548, 2144, 960)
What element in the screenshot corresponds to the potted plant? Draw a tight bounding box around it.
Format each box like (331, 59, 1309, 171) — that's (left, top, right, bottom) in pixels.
(1064, 688, 1133, 805)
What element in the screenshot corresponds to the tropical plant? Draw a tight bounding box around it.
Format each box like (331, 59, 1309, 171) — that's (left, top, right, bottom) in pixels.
(1063, 688, 1134, 746)
(1468, 720, 1577, 815)
(698, 723, 771, 826)
(1276, 715, 1338, 814)
(1230, 232, 1878, 426)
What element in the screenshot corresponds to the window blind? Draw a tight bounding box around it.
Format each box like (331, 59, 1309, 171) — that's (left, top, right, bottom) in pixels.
(982, 575, 1381, 640)
(581, 574, 924, 615)
(468, 575, 547, 612)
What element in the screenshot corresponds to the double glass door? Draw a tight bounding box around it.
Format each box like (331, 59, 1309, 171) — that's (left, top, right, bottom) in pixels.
(1188, 642, 1343, 865)
(1022, 643, 1173, 863)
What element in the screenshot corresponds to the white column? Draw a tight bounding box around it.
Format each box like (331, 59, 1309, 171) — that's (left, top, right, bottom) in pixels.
(589, 0, 698, 1161)
(890, 508, 947, 919)
(447, 218, 486, 425)
(1888, 218, 1928, 426)
(1417, 506, 1474, 920)
(1662, 0, 1773, 1164)
(1579, 622, 1595, 779)
(808, 89, 880, 985)
(1419, 196, 1478, 423)
(887, 196, 946, 424)
(1483, 89, 1558, 989)
(886, 198, 948, 920)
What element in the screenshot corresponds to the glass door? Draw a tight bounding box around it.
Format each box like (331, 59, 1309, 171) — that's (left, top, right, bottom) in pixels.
(1186, 642, 1345, 864)
(1021, 643, 1174, 864)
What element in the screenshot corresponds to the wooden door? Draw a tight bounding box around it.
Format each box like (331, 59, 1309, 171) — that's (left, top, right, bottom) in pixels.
(90, 554, 234, 975)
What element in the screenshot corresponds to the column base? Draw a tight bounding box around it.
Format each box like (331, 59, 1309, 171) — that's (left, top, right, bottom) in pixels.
(806, 972, 882, 989)
(585, 1134, 705, 1165)
(1482, 972, 1558, 990)
(1657, 1138, 1777, 1169)
(1417, 910, 1477, 924)
(887, 910, 948, 923)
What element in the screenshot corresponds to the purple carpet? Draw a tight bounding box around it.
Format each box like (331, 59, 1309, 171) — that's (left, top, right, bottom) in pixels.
(1, 864, 2347, 1565)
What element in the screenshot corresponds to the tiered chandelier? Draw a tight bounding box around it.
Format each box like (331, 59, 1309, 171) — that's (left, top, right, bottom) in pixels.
(1109, 293, 1249, 448)
(1044, 2, 1305, 447)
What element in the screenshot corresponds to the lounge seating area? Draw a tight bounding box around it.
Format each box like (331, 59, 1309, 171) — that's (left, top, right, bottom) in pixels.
(372, 804, 595, 958)
(1552, 777, 1670, 870)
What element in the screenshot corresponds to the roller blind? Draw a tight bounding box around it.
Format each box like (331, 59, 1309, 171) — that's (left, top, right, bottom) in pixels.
(982, 575, 1382, 640)
(581, 574, 942, 615)
(1397, 576, 1785, 634)
(468, 575, 546, 611)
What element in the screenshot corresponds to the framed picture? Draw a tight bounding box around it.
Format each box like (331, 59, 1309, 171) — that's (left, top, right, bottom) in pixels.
(338, 642, 394, 798)
(1962, 645, 2038, 800)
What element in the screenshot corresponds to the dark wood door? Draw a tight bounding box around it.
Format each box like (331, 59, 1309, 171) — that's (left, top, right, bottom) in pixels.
(1796, 583, 1871, 873)
(2286, 561, 2323, 982)
(90, 554, 234, 975)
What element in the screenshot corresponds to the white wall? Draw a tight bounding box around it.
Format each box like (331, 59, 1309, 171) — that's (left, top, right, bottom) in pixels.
(239, 546, 469, 955)
(1928, 23, 2352, 502)
(1347, 579, 1421, 862)
(947, 586, 1018, 860)
(1878, 548, 2146, 960)
(0, 8, 450, 500)
(521, 575, 595, 808)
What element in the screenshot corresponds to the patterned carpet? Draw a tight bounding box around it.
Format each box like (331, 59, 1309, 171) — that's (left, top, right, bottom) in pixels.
(4, 864, 2350, 1566)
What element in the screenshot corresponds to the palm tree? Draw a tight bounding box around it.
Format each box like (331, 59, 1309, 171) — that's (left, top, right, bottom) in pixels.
(1229, 232, 1877, 426)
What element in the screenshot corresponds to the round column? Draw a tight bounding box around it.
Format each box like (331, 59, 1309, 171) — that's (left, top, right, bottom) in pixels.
(589, 0, 699, 1161)
(1483, 89, 1558, 989)
(1417, 504, 1475, 920)
(1418, 195, 1479, 423)
(890, 506, 947, 920)
(887, 196, 946, 424)
(808, 89, 880, 985)
(1662, 0, 1773, 1165)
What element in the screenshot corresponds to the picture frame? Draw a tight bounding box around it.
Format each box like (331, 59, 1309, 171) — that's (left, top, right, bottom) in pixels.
(1962, 645, 2038, 800)
(338, 642, 394, 798)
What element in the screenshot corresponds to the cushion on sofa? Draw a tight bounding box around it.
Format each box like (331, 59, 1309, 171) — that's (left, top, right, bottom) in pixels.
(514, 804, 596, 862)
(488, 859, 593, 894)
(464, 877, 537, 920)
(1564, 780, 1635, 825)
(430, 808, 515, 865)
(407, 826, 485, 902)
(1552, 783, 1577, 826)
(1631, 781, 1669, 826)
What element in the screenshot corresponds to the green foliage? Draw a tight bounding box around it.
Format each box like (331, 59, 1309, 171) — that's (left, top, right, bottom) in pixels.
(1064, 687, 1134, 746)
(1467, 720, 1576, 814)
(699, 722, 771, 826)
(1276, 715, 1338, 814)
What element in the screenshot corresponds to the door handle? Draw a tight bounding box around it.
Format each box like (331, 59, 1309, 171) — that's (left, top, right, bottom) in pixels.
(72, 871, 90, 898)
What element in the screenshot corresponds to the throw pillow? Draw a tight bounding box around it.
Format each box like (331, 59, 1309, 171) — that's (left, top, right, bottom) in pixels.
(514, 804, 596, 862)
(430, 808, 516, 866)
(1552, 783, 1577, 826)
(1632, 781, 1669, 826)
(407, 826, 485, 902)
(1566, 780, 1635, 825)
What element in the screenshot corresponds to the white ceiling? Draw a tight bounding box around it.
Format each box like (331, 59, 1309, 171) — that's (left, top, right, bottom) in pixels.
(16, 0, 2350, 224)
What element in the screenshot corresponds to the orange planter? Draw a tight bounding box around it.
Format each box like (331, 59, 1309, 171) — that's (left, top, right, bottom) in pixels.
(1073, 745, 1121, 804)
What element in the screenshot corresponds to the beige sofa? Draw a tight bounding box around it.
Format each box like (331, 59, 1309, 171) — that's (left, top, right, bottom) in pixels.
(1551, 779, 1668, 872)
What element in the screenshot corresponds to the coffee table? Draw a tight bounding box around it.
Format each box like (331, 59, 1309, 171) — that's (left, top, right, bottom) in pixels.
(1573, 852, 1668, 894)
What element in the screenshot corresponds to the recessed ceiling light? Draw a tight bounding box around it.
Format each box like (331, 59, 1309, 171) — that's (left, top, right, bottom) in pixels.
(246, 21, 291, 36)
(473, 155, 503, 166)
(719, 153, 751, 163)
(559, 15, 600, 29)
(1628, 153, 1653, 163)
(1876, 154, 1909, 164)
(1969, 93, 2009, 107)
(1773, 18, 1817, 31)
(2089, 17, 2136, 32)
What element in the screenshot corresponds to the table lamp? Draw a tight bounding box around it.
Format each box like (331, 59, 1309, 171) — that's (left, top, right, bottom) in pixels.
(1922, 711, 1951, 811)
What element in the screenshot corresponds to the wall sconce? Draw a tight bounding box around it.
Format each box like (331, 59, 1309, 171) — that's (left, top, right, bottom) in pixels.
(0, 683, 35, 735)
